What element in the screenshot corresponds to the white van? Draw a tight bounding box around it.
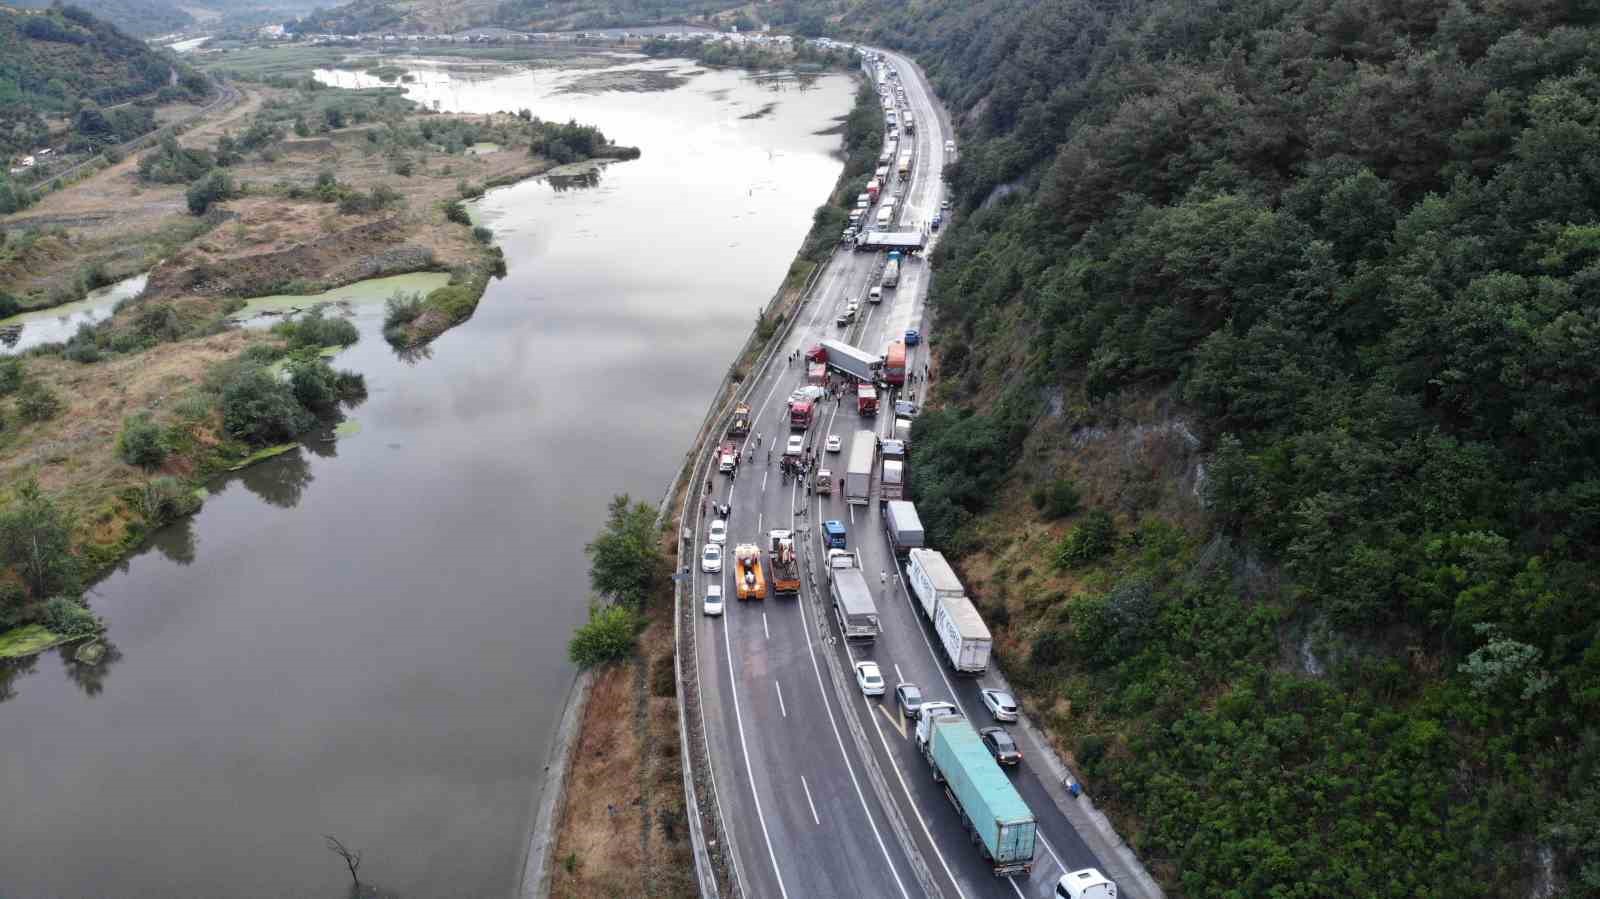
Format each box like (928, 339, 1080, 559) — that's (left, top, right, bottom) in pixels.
(875, 208, 891, 228)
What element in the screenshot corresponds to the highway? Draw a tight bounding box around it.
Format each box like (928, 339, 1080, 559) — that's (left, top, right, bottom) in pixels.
(690, 48, 1146, 899)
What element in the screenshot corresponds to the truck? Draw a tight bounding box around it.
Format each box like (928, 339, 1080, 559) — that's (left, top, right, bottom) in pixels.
(730, 402, 751, 437)
(734, 544, 766, 601)
(1056, 870, 1119, 899)
(853, 231, 925, 253)
(883, 338, 906, 386)
(907, 548, 965, 620)
(934, 594, 992, 673)
(883, 500, 924, 557)
(845, 432, 876, 505)
(717, 441, 738, 473)
(883, 254, 901, 288)
(829, 556, 880, 641)
(767, 530, 800, 596)
(874, 165, 889, 181)
(815, 467, 832, 496)
(807, 362, 828, 386)
(915, 704, 1037, 876)
(878, 146, 893, 165)
(818, 338, 883, 384)
(880, 458, 905, 504)
(866, 179, 881, 202)
(898, 153, 912, 179)
(857, 382, 879, 416)
(876, 207, 892, 228)
(790, 400, 814, 430)
(904, 112, 915, 133)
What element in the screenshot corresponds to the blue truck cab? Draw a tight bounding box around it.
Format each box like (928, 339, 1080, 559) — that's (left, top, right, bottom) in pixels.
(823, 519, 848, 549)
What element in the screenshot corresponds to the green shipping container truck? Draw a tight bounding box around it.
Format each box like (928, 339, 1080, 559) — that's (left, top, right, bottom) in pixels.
(914, 703, 1037, 875)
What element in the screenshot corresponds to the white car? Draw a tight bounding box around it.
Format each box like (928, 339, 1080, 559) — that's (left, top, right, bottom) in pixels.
(703, 584, 724, 616)
(825, 434, 842, 453)
(855, 661, 886, 697)
(868, 286, 883, 303)
(709, 519, 727, 545)
(788, 385, 827, 404)
(786, 434, 805, 456)
(981, 688, 1018, 722)
(701, 543, 722, 573)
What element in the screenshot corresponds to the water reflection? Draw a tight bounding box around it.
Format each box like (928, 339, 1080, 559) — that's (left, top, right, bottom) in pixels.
(547, 169, 602, 191)
(0, 653, 39, 704)
(151, 514, 198, 567)
(237, 448, 315, 509)
(59, 639, 121, 698)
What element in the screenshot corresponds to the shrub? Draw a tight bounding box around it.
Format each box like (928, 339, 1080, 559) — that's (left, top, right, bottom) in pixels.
(1031, 478, 1081, 520)
(136, 307, 182, 347)
(0, 291, 19, 318)
(219, 364, 313, 445)
(0, 481, 80, 597)
(1057, 510, 1115, 568)
(568, 603, 643, 668)
(0, 358, 21, 395)
(274, 308, 359, 350)
(186, 170, 235, 215)
(1076, 733, 1107, 769)
(1032, 628, 1071, 668)
(16, 381, 62, 422)
(444, 200, 471, 224)
(471, 225, 494, 244)
(383, 290, 424, 343)
(42, 596, 100, 638)
(117, 413, 169, 469)
(138, 476, 200, 524)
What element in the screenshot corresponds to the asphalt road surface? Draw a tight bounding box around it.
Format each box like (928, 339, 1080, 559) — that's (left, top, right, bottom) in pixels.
(690, 48, 1143, 899)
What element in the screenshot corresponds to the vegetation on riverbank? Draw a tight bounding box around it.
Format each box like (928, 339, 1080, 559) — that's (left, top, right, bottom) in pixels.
(819, 0, 1600, 894)
(0, 62, 637, 655)
(550, 492, 692, 895)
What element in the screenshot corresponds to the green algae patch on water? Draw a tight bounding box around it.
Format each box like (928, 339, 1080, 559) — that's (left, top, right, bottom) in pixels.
(333, 419, 362, 437)
(228, 443, 299, 471)
(0, 625, 69, 660)
(236, 273, 454, 320)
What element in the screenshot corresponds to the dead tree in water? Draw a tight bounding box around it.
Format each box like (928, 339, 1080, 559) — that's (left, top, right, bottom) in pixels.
(323, 834, 362, 888)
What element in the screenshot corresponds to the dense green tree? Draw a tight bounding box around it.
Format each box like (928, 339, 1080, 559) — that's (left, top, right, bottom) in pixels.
(584, 494, 662, 609)
(0, 480, 80, 598)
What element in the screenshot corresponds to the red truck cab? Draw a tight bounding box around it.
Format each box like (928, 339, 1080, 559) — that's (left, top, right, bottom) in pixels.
(857, 383, 879, 416)
(790, 400, 814, 429)
(805, 344, 828, 364)
(883, 339, 907, 387)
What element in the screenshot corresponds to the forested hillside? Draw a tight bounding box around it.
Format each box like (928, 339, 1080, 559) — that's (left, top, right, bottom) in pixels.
(834, 0, 1600, 895)
(0, 5, 210, 157)
(10, 0, 192, 36)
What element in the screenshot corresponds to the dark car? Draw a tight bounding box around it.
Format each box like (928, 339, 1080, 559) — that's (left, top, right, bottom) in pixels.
(980, 726, 1022, 766)
(895, 683, 924, 719)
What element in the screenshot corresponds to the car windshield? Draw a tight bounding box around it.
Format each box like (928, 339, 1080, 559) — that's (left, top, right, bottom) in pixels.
(902, 687, 921, 703)
(996, 693, 1015, 708)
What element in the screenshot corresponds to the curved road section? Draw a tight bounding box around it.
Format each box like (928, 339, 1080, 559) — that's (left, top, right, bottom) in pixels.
(691, 49, 1154, 899)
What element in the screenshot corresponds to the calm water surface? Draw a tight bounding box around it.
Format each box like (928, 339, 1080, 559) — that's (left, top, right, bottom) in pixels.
(0, 60, 850, 898)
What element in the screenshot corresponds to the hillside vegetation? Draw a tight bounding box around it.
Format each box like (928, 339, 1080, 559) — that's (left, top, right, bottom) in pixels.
(831, 0, 1600, 895)
(0, 4, 209, 157)
(9, 0, 192, 36)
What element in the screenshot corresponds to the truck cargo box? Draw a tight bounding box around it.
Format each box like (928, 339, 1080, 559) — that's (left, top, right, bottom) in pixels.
(933, 594, 991, 674)
(907, 548, 965, 620)
(883, 501, 924, 556)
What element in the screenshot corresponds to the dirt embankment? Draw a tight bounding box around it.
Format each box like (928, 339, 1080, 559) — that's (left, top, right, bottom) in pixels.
(549, 526, 695, 898)
(144, 214, 435, 300)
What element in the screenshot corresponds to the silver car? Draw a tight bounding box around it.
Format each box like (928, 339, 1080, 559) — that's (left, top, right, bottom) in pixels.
(981, 688, 1018, 722)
